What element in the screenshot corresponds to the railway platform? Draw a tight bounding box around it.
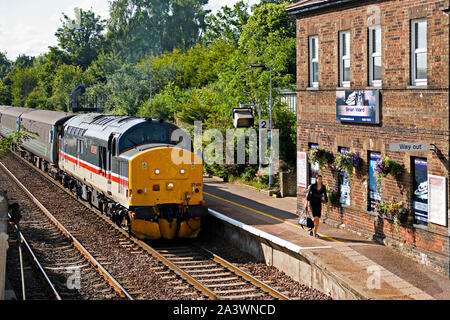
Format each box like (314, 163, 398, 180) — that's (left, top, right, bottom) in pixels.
(203, 177, 450, 300)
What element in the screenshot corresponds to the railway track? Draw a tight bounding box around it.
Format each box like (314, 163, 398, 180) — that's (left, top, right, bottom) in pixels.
(2, 153, 291, 300)
(153, 244, 290, 300)
(2, 163, 127, 300)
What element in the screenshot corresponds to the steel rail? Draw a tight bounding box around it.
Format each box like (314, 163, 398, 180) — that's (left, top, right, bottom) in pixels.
(0, 161, 134, 300)
(201, 247, 291, 300)
(133, 240, 221, 300)
(8, 214, 62, 300)
(9, 152, 286, 300)
(7, 153, 219, 300)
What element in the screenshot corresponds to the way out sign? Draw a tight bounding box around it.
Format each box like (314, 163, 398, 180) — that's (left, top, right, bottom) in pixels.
(389, 142, 430, 152)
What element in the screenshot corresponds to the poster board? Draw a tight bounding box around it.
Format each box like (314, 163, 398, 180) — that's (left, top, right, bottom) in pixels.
(428, 175, 447, 226)
(297, 151, 307, 188)
(336, 90, 380, 124)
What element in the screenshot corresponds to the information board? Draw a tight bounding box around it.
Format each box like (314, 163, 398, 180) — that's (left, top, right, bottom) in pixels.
(428, 175, 447, 226)
(336, 90, 380, 124)
(297, 151, 307, 188)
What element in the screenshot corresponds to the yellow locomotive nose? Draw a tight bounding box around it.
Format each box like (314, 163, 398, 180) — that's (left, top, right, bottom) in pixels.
(128, 146, 205, 240)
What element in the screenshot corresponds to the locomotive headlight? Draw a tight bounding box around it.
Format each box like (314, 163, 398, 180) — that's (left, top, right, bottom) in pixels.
(155, 169, 160, 175)
(180, 169, 185, 174)
(167, 183, 174, 190)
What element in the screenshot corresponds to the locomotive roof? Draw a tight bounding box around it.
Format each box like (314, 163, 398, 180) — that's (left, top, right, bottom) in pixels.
(21, 109, 76, 126)
(64, 113, 169, 141)
(0, 106, 35, 117)
(0, 105, 11, 113)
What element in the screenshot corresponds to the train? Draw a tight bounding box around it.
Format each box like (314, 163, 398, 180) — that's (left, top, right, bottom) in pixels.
(0, 105, 208, 240)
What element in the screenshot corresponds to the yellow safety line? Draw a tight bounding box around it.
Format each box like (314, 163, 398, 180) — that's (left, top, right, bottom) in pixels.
(204, 191, 343, 243)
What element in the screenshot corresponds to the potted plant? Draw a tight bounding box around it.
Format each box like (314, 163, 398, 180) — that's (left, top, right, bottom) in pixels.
(308, 146, 334, 173)
(331, 151, 362, 181)
(375, 198, 408, 230)
(374, 154, 403, 191)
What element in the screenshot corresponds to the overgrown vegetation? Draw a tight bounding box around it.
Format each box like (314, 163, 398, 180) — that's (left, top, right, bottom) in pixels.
(0, 0, 296, 186)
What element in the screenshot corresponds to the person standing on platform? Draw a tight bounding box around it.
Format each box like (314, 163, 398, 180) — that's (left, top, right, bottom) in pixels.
(305, 174, 328, 238)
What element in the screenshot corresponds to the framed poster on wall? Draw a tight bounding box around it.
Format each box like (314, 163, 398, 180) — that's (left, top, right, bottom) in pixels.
(428, 175, 447, 226)
(338, 147, 350, 206)
(336, 90, 380, 124)
(413, 158, 428, 225)
(368, 151, 381, 211)
(297, 151, 307, 188)
(309, 143, 319, 185)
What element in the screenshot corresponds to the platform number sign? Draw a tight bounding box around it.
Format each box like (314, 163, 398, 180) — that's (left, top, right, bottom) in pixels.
(259, 119, 269, 129)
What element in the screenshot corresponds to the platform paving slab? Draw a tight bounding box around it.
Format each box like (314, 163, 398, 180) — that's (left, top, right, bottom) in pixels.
(203, 177, 450, 300)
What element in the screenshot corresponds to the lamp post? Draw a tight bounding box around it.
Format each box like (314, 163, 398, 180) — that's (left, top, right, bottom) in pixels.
(250, 64, 274, 188)
(239, 103, 262, 171)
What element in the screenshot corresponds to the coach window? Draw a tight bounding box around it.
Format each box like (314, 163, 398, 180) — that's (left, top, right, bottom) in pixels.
(309, 35, 319, 87)
(339, 30, 351, 87)
(411, 19, 427, 86)
(369, 25, 382, 87)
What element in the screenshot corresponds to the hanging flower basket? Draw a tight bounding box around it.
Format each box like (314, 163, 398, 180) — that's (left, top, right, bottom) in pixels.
(308, 146, 334, 173)
(331, 151, 362, 181)
(375, 198, 408, 230)
(374, 154, 403, 190)
(326, 186, 340, 207)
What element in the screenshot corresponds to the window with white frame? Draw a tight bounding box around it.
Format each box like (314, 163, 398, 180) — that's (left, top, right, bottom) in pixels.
(411, 19, 427, 86)
(309, 36, 319, 87)
(369, 26, 382, 86)
(339, 31, 350, 87)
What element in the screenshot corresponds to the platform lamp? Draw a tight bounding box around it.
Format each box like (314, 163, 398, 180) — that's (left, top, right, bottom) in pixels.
(249, 64, 274, 188)
(239, 103, 263, 171)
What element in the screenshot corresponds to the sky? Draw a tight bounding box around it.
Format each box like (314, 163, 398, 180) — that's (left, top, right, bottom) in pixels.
(0, 0, 261, 61)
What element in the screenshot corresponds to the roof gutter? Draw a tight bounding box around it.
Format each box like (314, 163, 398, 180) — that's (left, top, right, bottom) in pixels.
(285, 0, 365, 16)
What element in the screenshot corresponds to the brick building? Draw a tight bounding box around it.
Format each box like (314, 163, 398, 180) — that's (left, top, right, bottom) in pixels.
(286, 0, 450, 276)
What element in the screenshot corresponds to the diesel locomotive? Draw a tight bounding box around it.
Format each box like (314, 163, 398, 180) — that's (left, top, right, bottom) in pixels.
(0, 105, 207, 240)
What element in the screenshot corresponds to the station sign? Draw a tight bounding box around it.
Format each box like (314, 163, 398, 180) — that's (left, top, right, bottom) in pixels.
(389, 142, 430, 152)
(336, 90, 380, 124)
(259, 119, 269, 130)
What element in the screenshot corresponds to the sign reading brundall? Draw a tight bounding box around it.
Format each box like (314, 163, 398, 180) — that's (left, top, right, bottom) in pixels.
(336, 90, 380, 124)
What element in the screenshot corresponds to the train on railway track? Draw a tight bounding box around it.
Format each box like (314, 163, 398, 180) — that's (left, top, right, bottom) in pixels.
(0, 105, 207, 240)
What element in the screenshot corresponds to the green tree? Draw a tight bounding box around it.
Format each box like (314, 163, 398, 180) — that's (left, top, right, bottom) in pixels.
(203, 1, 250, 45)
(10, 66, 39, 107)
(251, 0, 295, 10)
(0, 53, 12, 104)
(13, 55, 35, 70)
(55, 7, 106, 69)
(50, 64, 87, 111)
(165, 0, 209, 50)
(107, 0, 209, 60)
(104, 63, 148, 115)
(0, 52, 12, 80)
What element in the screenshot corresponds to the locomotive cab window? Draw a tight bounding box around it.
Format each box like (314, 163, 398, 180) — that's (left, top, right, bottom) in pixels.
(120, 123, 168, 153)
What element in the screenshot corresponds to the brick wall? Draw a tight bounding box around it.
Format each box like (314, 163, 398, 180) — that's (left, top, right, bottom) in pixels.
(291, 0, 450, 276)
